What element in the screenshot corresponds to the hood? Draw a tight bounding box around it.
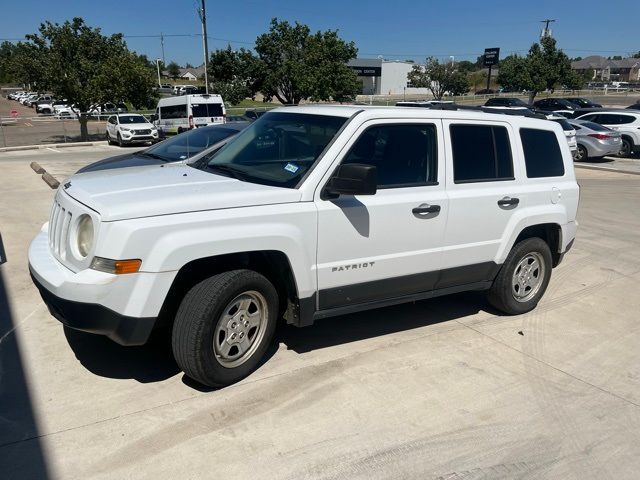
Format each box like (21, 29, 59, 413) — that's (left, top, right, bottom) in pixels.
(76, 151, 166, 174)
(65, 163, 302, 221)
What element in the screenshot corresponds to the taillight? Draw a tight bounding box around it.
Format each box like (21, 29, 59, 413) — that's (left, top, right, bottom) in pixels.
(588, 133, 611, 140)
(188, 115, 194, 129)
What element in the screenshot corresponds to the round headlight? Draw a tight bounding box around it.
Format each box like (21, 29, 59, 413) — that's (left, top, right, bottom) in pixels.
(76, 215, 94, 258)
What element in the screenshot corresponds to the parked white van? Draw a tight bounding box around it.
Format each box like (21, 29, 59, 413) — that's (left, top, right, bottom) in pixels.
(154, 94, 226, 136)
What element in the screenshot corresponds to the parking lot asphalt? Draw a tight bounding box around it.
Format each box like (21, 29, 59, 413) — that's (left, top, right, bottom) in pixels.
(1, 147, 640, 479)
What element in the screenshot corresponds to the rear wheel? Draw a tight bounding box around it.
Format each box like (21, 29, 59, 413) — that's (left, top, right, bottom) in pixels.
(618, 137, 633, 157)
(573, 144, 588, 162)
(488, 237, 552, 315)
(172, 269, 278, 387)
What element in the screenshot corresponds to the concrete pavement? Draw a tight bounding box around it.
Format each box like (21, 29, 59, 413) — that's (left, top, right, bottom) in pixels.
(1, 148, 640, 479)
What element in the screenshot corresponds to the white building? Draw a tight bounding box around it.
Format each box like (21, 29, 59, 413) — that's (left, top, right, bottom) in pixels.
(347, 58, 431, 95)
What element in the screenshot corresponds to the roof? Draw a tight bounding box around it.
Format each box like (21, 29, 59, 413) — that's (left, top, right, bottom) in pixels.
(572, 55, 640, 70)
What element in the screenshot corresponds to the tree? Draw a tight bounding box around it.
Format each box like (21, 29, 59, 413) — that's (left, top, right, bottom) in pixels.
(468, 70, 488, 93)
(13, 18, 158, 139)
(166, 61, 181, 79)
(497, 36, 578, 103)
(0, 41, 17, 83)
(633, 51, 640, 59)
(407, 57, 470, 99)
(185, 62, 194, 69)
(456, 60, 476, 74)
(207, 45, 260, 105)
(253, 18, 360, 104)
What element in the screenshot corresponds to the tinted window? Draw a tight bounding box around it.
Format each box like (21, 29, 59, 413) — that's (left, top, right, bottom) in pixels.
(160, 104, 187, 119)
(581, 121, 609, 132)
(579, 114, 598, 122)
(450, 125, 513, 183)
(551, 118, 573, 131)
(520, 128, 565, 178)
(598, 114, 636, 125)
(118, 115, 147, 124)
(343, 124, 437, 188)
(192, 103, 224, 118)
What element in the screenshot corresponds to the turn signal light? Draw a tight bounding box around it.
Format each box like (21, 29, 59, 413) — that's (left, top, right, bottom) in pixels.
(90, 257, 142, 274)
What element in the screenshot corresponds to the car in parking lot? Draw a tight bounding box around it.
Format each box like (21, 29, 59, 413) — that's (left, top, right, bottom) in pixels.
(29, 106, 579, 388)
(563, 97, 602, 109)
(533, 98, 580, 116)
(547, 116, 577, 153)
(626, 102, 640, 110)
(484, 97, 531, 109)
(153, 94, 226, 135)
(568, 119, 622, 161)
(575, 110, 640, 156)
(106, 114, 159, 146)
(80, 122, 248, 173)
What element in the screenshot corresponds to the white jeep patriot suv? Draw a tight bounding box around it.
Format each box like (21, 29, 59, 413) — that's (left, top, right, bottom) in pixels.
(29, 106, 579, 387)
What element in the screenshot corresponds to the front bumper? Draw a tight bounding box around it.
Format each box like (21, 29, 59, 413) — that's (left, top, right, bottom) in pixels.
(28, 227, 175, 345)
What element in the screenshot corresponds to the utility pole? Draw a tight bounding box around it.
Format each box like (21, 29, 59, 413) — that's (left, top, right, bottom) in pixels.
(540, 19, 555, 39)
(160, 33, 166, 66)
(197, 0, 210, 94)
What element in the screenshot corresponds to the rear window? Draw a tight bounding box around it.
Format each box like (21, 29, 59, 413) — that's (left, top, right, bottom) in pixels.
(450, 125, 514, 183)
(192, 103, 224, 118)
(581, 121, 609, 132)
(520, 128, 565, 178)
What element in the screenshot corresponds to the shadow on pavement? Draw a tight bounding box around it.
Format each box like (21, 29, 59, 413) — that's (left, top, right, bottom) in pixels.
(64, 327, 180, 383)
(281, 290, 493, 354)
(0, 235, 51, 479)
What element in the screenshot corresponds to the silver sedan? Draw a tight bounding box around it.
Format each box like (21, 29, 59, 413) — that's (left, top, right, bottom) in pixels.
(568, 119, 622, 161)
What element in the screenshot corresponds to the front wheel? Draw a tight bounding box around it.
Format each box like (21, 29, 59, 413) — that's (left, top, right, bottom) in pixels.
(487, 237, 552, 315)
(172, 270, 278, 387)
(117, 132, 124, 147)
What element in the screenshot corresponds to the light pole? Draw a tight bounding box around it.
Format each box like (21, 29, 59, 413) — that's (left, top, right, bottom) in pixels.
(156, 58, 162, 87)
(450, 56, 455, 67)
(197, 0, 210, 94)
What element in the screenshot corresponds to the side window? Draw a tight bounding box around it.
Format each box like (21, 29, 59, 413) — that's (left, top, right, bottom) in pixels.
(450, 124, 514, 183)
(617, 115, 636, 125)
(580, 114, 597, 122)
(160, 104, 187, 119)
(520, 128, 565, 178)
(343, 124, 438, 188)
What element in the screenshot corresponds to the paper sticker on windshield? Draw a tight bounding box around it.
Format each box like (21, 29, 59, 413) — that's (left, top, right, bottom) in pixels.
(284, 163, 299, 173)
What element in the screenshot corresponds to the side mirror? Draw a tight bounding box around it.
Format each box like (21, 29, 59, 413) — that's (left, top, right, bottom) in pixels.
(149, 114, 158, 122)
(324, 163, 377, 198)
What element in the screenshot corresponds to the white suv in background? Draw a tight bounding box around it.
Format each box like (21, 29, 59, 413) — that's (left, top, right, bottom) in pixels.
(29, 106, 579, 388)
(575, 110, 640, 156)
(106, 114, 159, 146)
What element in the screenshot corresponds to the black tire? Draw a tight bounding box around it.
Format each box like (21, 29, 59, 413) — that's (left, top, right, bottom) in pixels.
(172, 269, 278, 387)
(618, 137, 633, 157)
(105, 131, 112, 145)
(573, 144, 588, 162)
(487, 237, 552, 315)
(117, 132, 124, 147)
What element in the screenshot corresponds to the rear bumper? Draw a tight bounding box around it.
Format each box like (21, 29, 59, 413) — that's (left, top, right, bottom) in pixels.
(582, 140, 621, 157)
(31, 272, 156, 345)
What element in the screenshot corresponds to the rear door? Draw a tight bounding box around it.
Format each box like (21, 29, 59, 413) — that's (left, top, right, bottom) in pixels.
(440, 120, 524, 287)
(315, 120, 448, 310)
(191, 101, 225, 126)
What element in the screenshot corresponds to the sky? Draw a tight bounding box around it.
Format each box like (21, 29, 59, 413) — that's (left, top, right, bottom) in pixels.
(1, 0, 638, 66)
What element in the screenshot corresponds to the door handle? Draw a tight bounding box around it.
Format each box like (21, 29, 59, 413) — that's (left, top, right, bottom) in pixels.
(412, 204, 441, 215)
(497, 196, 519, 207)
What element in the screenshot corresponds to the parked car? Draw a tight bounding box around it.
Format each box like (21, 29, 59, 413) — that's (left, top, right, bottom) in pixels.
(22, 93, 40, 106)
(568, 120, 622, 161)
(574, 110, 640, 156)
(547, 115, 577, 153)
(626, 103, 640, 110)
(105, 114, 159, 146)
(484, 98, 531, 108)
(475, 88, 496, 94)
(153, 94, 226, 136)
(88, 103, 117, 115)
(36, 99, 68, 114)
(80, 122, 248, 173)
(8, 90, 25, 100)
(563, 97, 602, 109)
(533, 98, 580, 116)
(29, 106, 579, 388)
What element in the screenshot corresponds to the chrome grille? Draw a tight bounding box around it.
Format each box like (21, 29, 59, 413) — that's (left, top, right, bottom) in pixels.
(49, 197, 73, 261)
(134, 129, 151, 135)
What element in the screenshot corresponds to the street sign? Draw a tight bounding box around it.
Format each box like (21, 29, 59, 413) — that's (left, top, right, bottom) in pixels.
(483, 48, 500, 67)
(10, 109, 18, 118)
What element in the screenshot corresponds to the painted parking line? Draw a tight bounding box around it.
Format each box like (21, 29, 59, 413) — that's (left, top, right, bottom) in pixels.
(46, 147, 62, 153)
(24, 122, 33, 127)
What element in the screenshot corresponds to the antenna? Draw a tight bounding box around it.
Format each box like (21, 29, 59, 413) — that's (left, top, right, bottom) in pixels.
(540, 19, 556, 39)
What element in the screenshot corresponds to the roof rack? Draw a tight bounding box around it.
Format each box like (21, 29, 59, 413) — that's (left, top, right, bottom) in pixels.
(396, 102, 548, 120)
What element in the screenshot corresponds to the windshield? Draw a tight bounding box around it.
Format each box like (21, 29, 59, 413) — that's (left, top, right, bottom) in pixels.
(146, 126, 240, 161)
(197, 112, 347, 188)
(119, 115, 147, 124)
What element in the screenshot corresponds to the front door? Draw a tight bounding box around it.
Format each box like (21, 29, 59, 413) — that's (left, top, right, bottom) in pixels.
(315, 120, 447, 311)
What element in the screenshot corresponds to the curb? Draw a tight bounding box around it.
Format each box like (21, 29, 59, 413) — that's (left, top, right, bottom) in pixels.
(574, 163, 640, 176)
(0, 141, 108, 153)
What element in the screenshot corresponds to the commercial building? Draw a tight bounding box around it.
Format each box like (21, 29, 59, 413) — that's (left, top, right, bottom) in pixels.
(347, 58, 431, 95)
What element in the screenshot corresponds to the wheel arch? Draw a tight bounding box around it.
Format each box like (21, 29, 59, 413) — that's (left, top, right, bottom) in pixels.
(512, 223, 563, 267)
(155, 250, 304, 334)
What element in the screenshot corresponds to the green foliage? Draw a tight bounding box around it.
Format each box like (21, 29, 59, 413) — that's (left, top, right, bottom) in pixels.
(0, 41, 18, 83)
(468, 70, 488, 93)
(11, 17, 157, 138)
(456, 60, 476, 74)
(166, 61, 181, 79)
(497, 37, 579, 102)
(407, 57, 470, 99)
(208, 46, 259, 105)
(253, 18, 360, 104)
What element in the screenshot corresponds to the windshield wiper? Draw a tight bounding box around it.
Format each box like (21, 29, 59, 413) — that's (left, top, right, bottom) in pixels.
(206, 164, 246, 180)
